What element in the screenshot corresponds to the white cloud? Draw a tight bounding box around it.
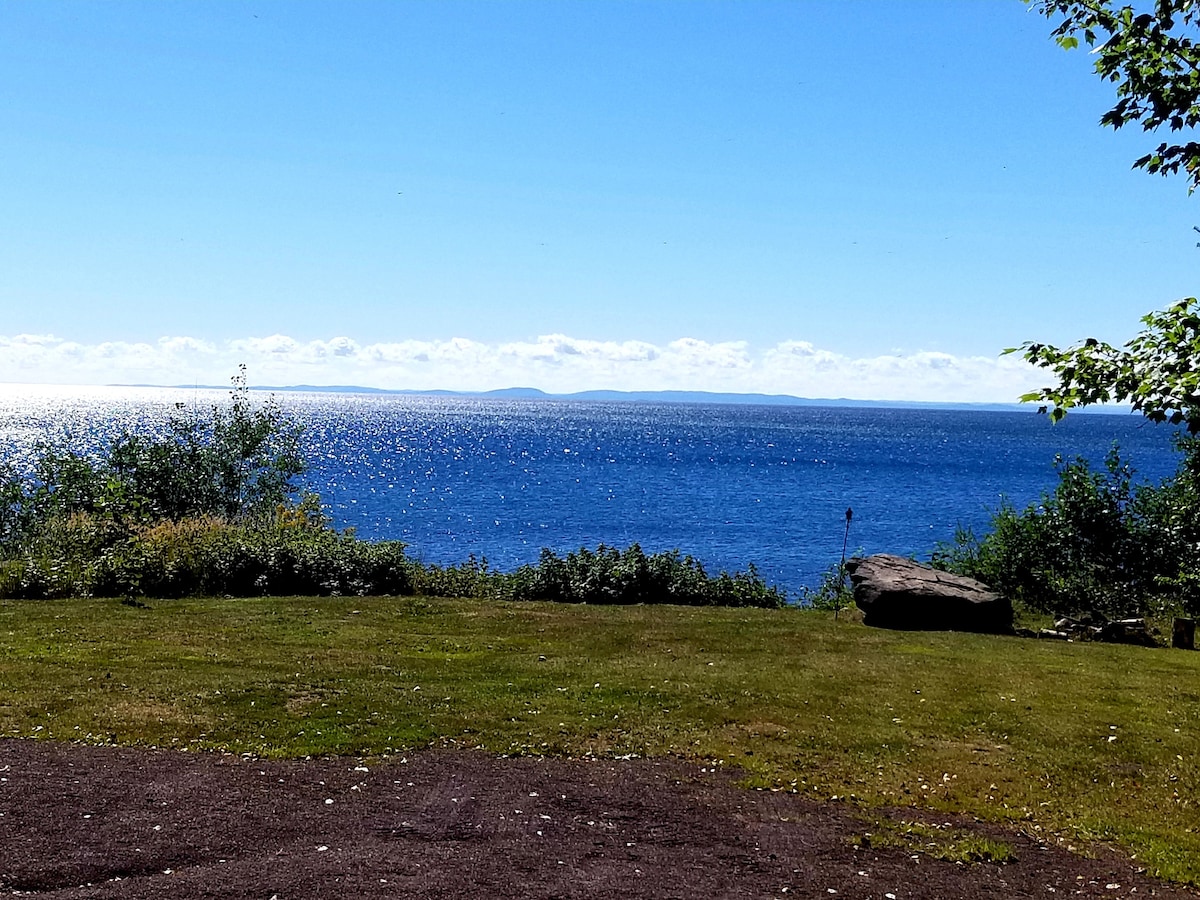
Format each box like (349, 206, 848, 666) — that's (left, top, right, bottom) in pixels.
(0, 331, 1044, 403)
(158, 335, 216, 355)
(230, 334, 300, 356)
(9, 333, 62, 347)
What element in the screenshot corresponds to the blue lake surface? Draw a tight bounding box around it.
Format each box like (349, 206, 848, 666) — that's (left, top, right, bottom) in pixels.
(0, 385, 1185, 598)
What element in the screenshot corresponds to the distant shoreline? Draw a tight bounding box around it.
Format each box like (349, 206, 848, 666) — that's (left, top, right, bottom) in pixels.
(93, 382, 1136, 416)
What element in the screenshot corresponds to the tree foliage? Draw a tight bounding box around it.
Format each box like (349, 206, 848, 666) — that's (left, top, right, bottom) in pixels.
(936, 439, 1200, 619)
(941, 446, 1149, 616)
(1, 367, 305, 550)
(1012, 296, 1200, 430)
(1031, 0, 1200, 192)
(1014, 2, 1200, 427)
(105, 366, 306, 522)
(949, 4, 1200, 624)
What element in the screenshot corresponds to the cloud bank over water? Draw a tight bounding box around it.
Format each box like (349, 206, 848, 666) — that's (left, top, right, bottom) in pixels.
(0, 332, 1041, 403)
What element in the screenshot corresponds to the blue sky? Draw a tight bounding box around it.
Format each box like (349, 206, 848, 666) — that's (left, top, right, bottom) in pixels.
(2, 0, 1196, 400)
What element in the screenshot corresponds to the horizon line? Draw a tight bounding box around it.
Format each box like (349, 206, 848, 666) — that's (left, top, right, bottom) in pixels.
(73, 381, 1134, 416)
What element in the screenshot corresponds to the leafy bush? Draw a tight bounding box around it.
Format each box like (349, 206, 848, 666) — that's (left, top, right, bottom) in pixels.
(799, 560, 855, 611)
(1, 367, 303, 553)
(934, 440, 1200, 620)
(408, 555, 508, 600)
(506, 543, 785, 608)
(104, 379, 304, 523)
(0, 504, 415, 600)
(0, 529, 787, 608)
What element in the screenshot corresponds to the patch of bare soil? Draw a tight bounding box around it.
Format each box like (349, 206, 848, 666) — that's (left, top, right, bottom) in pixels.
(0, 739, 1193, 898)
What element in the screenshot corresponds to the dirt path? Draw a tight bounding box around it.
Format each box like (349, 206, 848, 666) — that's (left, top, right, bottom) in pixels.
(0, 739, 1192, 899)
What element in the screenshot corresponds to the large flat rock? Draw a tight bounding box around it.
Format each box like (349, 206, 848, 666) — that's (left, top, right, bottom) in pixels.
(846, 553, 1013, 633)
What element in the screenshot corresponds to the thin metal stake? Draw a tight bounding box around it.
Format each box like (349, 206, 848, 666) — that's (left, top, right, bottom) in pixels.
(840, 507, 853, 573)
(836, 507, 853, 619)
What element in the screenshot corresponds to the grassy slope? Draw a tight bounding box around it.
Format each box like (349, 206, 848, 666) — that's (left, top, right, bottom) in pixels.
(1, 596, 1197, 883)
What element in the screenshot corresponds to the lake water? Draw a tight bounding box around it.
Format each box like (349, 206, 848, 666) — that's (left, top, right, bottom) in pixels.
(0, 384, 1185, 598)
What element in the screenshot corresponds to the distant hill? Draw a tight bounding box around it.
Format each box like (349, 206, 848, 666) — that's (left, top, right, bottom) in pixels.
(103, 380, 1145, 415)
(124, 382, 1075, 413)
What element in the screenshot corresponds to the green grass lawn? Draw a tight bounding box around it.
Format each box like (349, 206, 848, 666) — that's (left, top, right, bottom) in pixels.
(2, 595, 1198, 883)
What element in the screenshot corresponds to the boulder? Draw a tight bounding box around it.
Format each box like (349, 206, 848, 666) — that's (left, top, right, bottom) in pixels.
(845, 554, 1012, 634)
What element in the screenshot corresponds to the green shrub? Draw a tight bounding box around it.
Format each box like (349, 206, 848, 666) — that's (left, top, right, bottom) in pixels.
(1, 367, 304, 556)
(935, 440, 1200, 620)
(104, 370, 304, 523)
(0, 516, 785, 608)
(0, 508, 416, 600)
(799, 560, 855, 611)
(408, 555, 509, 600)
(507, 543, 785, 608)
